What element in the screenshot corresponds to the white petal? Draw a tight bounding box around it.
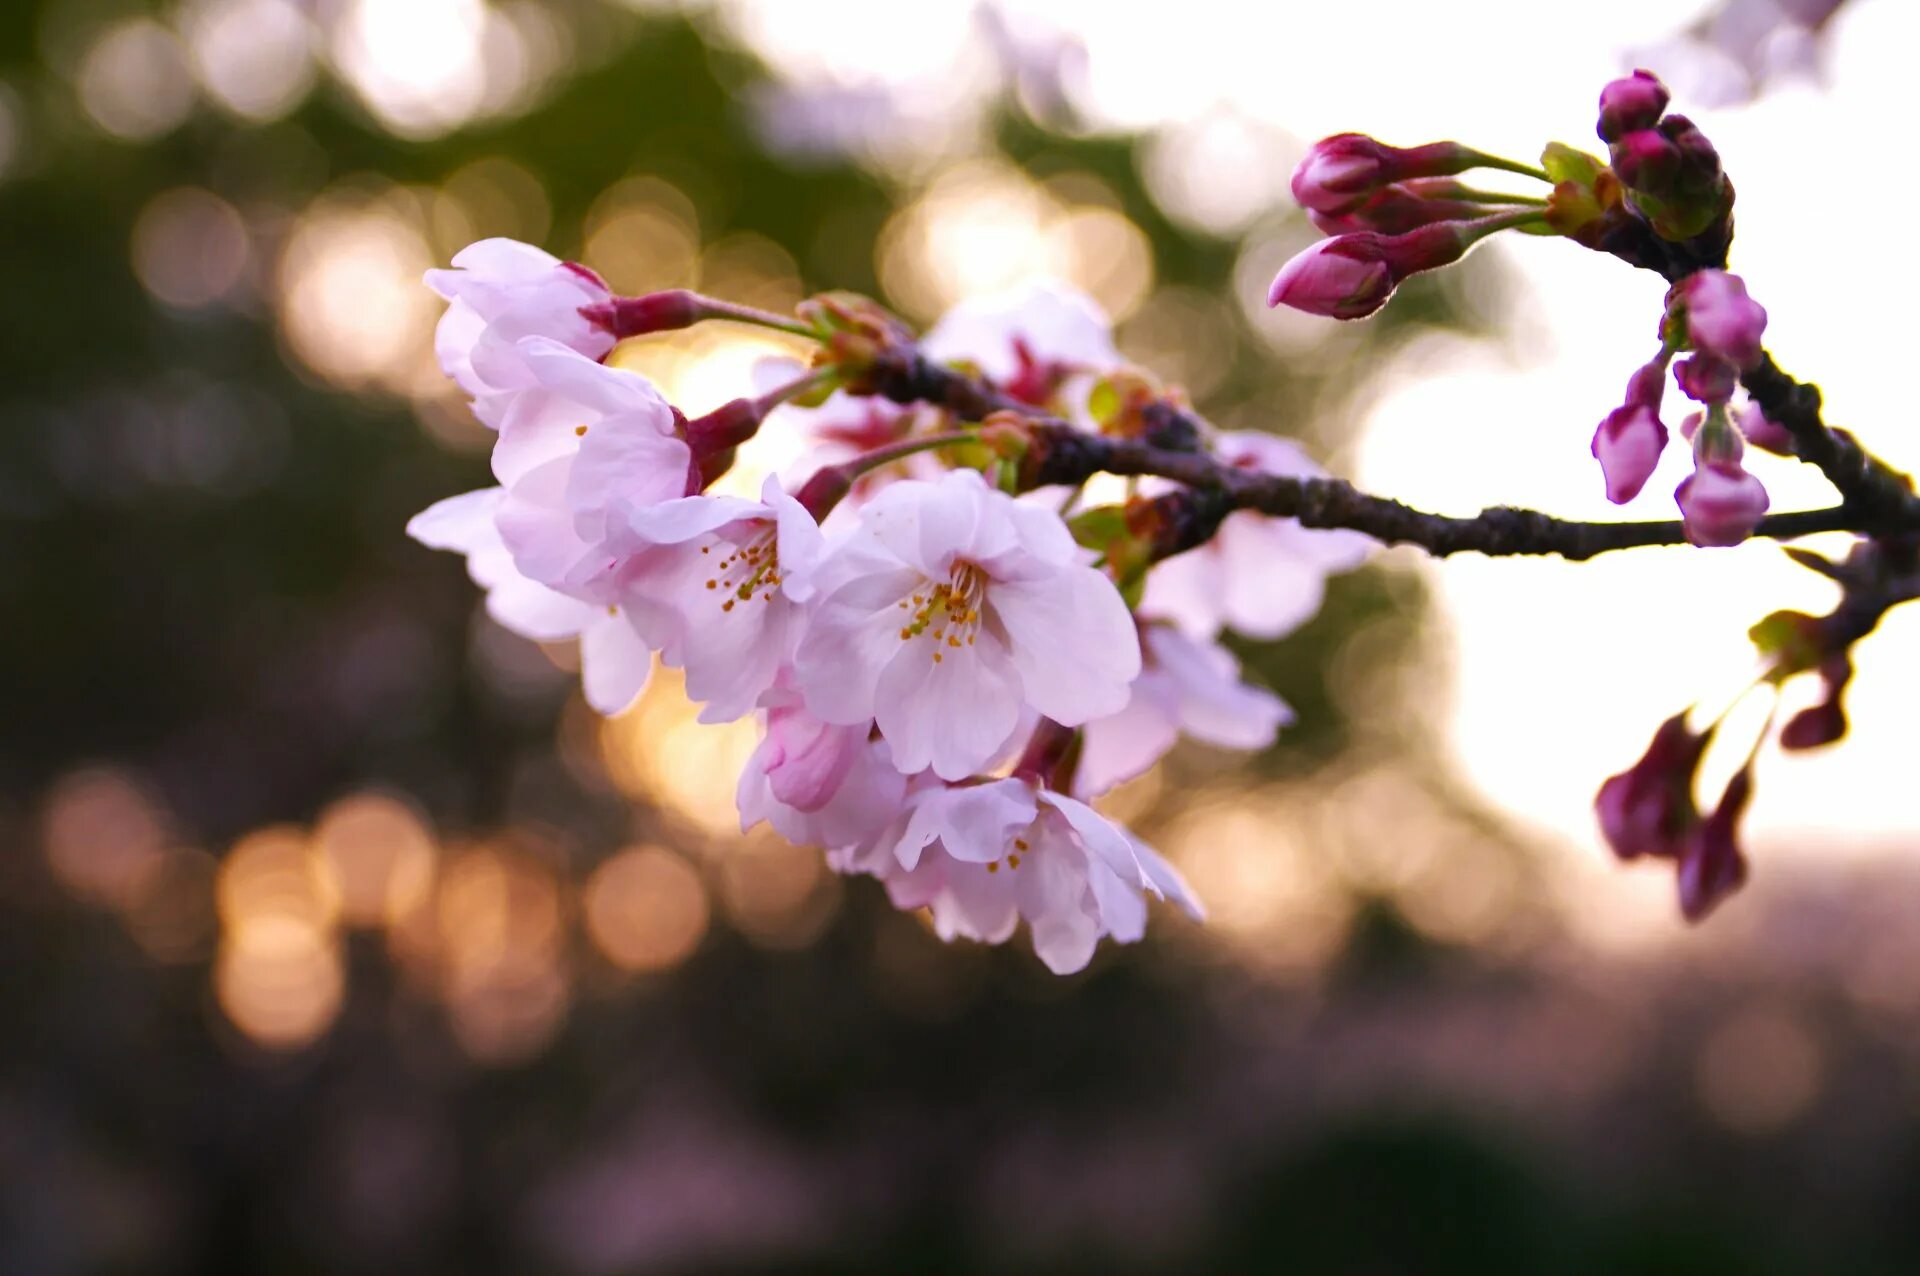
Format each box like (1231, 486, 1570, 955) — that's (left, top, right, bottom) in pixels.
(793, 569, 924, 725)
(407, 487, 503, 553)
(991, 564, 1140, 725)
(893, 779, 1035, 869)
(580, 616, 653, 714)
(874, 628, 1024, 781)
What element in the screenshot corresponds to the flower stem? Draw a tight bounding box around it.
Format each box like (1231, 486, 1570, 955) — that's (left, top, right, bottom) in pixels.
(795, 429, 981, 519)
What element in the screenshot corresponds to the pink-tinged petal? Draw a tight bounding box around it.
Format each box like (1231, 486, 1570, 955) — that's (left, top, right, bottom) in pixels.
(931, 862, 1022, 945)
(622, 495, 764, 546)
(875, 626, 1025, 780)
(794, 569, 926, 725)
(1218, 524, 1331, 639)
(1131, 839, 1204, 920)
(763, 709, 861, 812)
(1039, 792, 1148, 889)
(1083, 857, 1148, 944)
(1136, 548, 1229, 641)
(496, 458, 593, 586)
(921, 280, 1120, 383)
(1152, 627, 1293, 749)
(444, 237, 562, 284)
(991, 564, 1141, 725)
(1014, 841, 1100, 974)
(569, 430, 696, 549)
(764, 476, 827, 602)
(684, 597, 799, 725)
(579, 615, 652, 714)
(1001, 494, 1080, 566)
(433, 298, 488, 396)
(893, 779, 1035, 869)
(491, 386, 588, 486)
(1076, 685, 1180, 798)
(407, 487, 503, 552)
(518, 337, 674, 423)
(862, 470, 984, 578)
(484, 576, 596, 642)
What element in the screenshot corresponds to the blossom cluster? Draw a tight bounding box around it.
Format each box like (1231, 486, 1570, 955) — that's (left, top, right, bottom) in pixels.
(409, 241, 1370, 972)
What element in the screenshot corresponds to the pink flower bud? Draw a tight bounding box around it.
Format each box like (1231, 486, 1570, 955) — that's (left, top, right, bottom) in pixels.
(580, 289, 707, 338)
(1267, 221, 1477, 320)
(1676, 767, 1751, 922)
(1291, 135, 1481, 216)
(1676, 432, 1769, 547)
(1595, 712, 1711, 861)
(1780, 654, 1852, 750)
(1597, 70, 1670, 143)
(1592, 405, 1667, 504)
(1674, 353, 1738, 405)
(1734, 402, 1795, 456)
(1676, 270, 1767, 369)
(1609, 129, 1681, 191)
(761, 701, 861, 812)
(1308, 180, 1494, 237)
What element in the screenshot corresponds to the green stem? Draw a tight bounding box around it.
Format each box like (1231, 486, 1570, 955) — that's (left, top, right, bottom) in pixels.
(700, 296, 818, 339)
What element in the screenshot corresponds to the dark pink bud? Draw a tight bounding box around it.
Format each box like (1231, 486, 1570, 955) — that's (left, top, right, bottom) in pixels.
(1609, 129, 1681, 192)
(1307, 181, 1490, 237)
(1597, 70, 1670, 143)
(685, 397, 766, 457)
(1267, 221, 1479, 320)
(1592, 405, 1667, 504)
(1734, 402, 1795, 456)
(1780, 654, 1852, 750)
(1674, 353, 1738, 405)
(1676, 429, 1769, 547)
(1291, 135, 1483, 216)
(1677, 768, 1752, 922)
(580, 289, 707, 338)
(1595, 712, 1712, 861)
(1676, 271, 1767, 369)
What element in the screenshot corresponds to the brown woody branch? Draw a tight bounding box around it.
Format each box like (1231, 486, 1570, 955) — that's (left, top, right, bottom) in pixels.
(861, 347, 1920, 562)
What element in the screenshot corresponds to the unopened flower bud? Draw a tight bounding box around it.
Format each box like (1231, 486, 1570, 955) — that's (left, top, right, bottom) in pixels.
(1595, 712, 1712, 860)
(1734, 402, 1795, 456)
(1267, 219, 1490, 320)
(1609, 129, 1681, 192)
(1592, 405, 1667, 504)
(1597, 70, 1670, 143)
(1676, 426, 1769, 547)
(1674, 353, 1738, 405)
(1780, 654, 1852, 750)
(1677, 767, 1751, 922)
(1307, 180, 1491, 237)
(1291, 135, 1487, 216)
(1675, 270, 1767, 369)
(580, 288, 706, 338)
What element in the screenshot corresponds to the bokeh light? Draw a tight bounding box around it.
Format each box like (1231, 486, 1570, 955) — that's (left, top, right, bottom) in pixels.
(131, 188, 252, 311)
(75, 18, 196, 142)
(583, 844, 710, 973)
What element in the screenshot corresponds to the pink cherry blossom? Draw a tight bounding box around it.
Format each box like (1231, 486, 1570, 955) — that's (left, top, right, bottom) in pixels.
(851, 777, 1202, 974)
(426, 239, 614, 427)
(1265, 237, 1395, 319)
(1138, 432, 1372, 641)
(1734, 402, 1796, 455)
(487, 339, 692, 595)
(921, 279, 1122, 392)
(737, 687, 910, 851)
(406, 487, 653, 714)
(613, 477, 826, 724)
(1077, 624, 1293, 798)
(793, 469, 1140, 781)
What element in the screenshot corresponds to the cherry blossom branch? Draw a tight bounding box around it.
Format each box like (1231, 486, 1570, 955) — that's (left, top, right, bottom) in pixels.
(855, 346, 1920, 562)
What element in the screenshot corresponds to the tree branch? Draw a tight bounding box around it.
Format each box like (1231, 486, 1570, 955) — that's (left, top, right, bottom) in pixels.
(860, 347, 1920, 562)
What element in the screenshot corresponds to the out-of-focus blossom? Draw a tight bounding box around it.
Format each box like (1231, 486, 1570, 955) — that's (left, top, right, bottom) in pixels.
(1139, 432, 1371, 641)
(1077, 624, 1292, 797)
(1677, 766, 1752, 921)
(1595, 711, 1712, 861)
(1734, 401, 1796, 455)
(794, 469, 1138, 780)
(921, 279, 1121, 389)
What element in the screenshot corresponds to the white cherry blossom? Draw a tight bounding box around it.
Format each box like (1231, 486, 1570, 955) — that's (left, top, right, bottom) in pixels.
(793, 469, 1139, 781)
(1077, 623, 1294, 797)
(427, 239, 614, 427)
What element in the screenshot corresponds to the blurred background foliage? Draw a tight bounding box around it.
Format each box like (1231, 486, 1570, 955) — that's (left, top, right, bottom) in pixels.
(1, 1, 1915, 1272)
